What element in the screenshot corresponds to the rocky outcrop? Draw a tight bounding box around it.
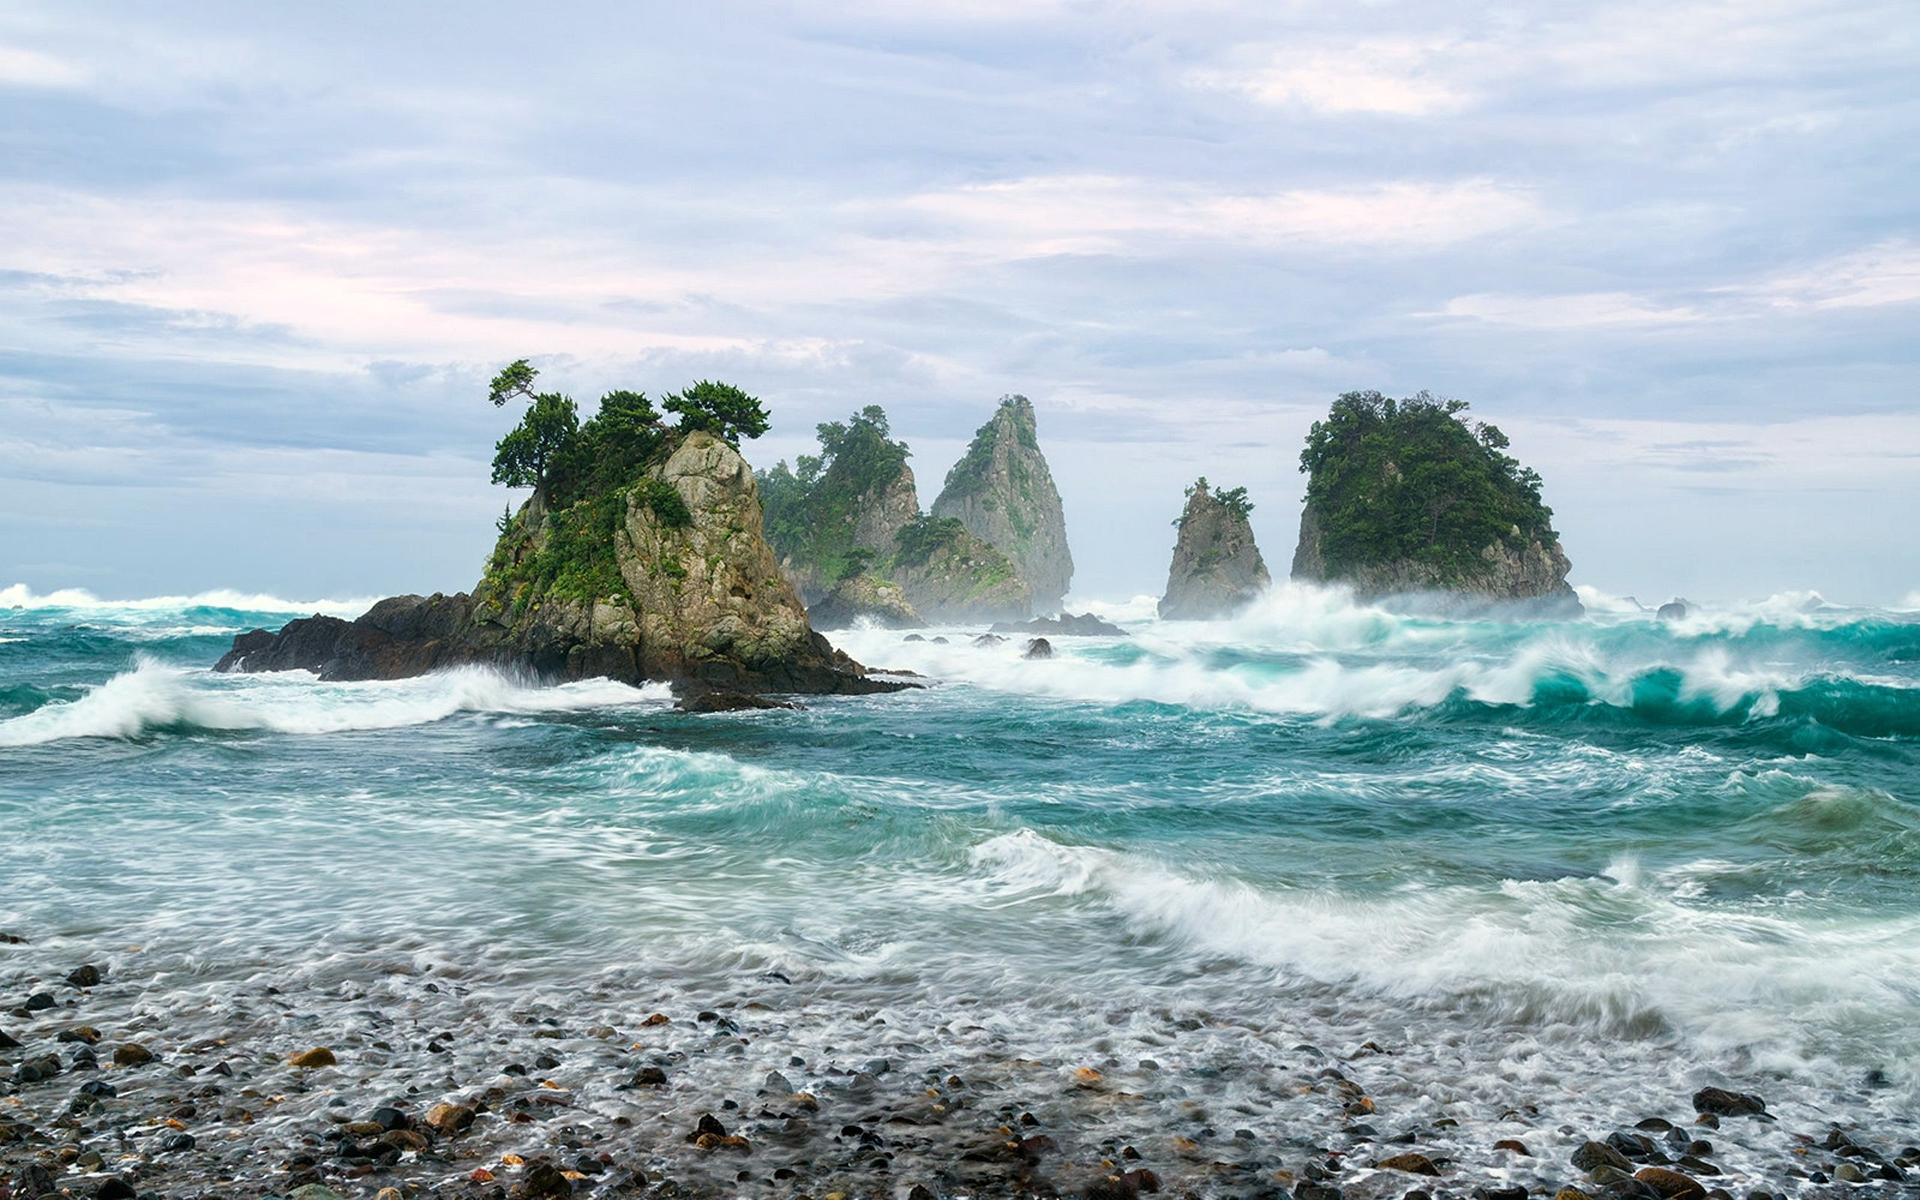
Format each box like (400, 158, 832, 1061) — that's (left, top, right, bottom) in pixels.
(1290, 390, 1577, 609)
(990, 612, 1127, 637)
(759, 408, 1032, 623)
(218, 433, 903, 697)
(1292, 501, 1575, 606)
(1160, 481, 1270, 620)
(888, 518, 1032, 623)
(931, 396, 1073, 613)
(809, 574, 924, 630)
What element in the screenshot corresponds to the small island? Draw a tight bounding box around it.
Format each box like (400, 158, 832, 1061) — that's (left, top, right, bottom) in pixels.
(217, 363, 902, 699)
(1290, 390, 1577, 608)
(1159, 478, 1271, 620)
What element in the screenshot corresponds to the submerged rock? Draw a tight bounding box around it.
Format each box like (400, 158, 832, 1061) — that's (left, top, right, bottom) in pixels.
(1024, 638, 1054, 660)
(1690, 1087, 1765, 1117)
(675, 691, 804, 713)
(1657, 600, 1690, 621)
(1160, 479, 1270, 619)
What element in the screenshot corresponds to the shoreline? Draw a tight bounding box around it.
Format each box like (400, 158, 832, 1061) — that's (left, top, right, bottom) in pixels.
(4, 941, 1914, 1200)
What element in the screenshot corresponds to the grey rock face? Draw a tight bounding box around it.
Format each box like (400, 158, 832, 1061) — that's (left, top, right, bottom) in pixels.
(931, 396, 1073, 613)
(1292, 497, 1577, 607)
(1160, 482, 1271, 620)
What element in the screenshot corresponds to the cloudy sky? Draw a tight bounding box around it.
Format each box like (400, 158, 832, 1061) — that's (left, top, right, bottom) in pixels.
(2, 0, 1915, 605)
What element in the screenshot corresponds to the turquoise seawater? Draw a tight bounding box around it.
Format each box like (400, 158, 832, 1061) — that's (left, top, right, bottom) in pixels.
(3, 582, 1918, 1163)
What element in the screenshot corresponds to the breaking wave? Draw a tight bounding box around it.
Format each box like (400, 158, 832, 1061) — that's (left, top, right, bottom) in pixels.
(0, 660, 670, 747)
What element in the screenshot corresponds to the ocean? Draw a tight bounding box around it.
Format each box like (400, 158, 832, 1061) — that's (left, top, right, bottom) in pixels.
(2, 581, 1917, 1196)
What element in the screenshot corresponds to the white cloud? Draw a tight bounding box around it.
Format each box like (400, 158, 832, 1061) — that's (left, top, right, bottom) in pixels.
(1425, 291, 1705, 330)
(1191, 39, 1471, 116)
(1743, 240, 1920, 311)
(881, 175, 1539, 255)
(0, 44, 86, 88)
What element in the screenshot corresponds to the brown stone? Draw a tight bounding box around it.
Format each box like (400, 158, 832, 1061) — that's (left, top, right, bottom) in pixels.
(1494, 1139, 1532, 1156)
(1635, 1167, 1707, 1200)
(111, 1043, 153, 1066)
(1375, 1153, 1441, 1176)
(425, 1102, 476, 1135)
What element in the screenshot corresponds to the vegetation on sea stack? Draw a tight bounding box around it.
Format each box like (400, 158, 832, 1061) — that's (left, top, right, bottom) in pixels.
(1298, 390, 1555, 586)
(758, 405, 911, 587)
(481, 360, 765, 607)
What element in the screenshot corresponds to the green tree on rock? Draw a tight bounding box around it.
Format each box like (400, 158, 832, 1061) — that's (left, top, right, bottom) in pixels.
(665, 380, 770, 447)
(488, 360, 579, 494)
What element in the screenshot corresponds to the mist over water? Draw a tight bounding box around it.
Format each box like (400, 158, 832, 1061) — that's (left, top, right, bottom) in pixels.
(3, 580, 1918, 1160)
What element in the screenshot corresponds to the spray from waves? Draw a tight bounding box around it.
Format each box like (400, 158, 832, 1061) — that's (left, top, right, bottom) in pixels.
(0, 583, 377, 618)
(969, 828, 1920, 1080)
(0, 659, 671, 747)
(833, 618, 1920, 735)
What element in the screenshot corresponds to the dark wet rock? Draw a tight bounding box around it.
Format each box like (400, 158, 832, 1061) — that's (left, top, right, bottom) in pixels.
(1574, 1142, 1635, 1174)
(94, 1179, 136, 1200)
(991, 612, 1126, 638)
(22, 992, 54, 1012)
(515, 1162, 573, 1197)
(1023, 638, 1054, 660)
(56, 1026, 100, 1045)
(903, 633, 926, 642)
(1657, 601, 1689, 621)
(64, 965, 101, 988)
(11, 1163, 58, 1198)
(1493, 1138, 1531, 1156)
(1606, 1131, 1657, 1161)
(1632, 1167, 1706, 1200)
(1472, 1188, 1527, 1200)
(78, 1079, 116, 1097)
(1293, 1184, 1342, 1200)
(158, 1132, 196, 1152)
(1689, 1087, 1764, 1118)
(110, 1042, 153, 1066)
(369, 1105, 411, 1131)
(972, 633, 1007, 647)
(1374, 1153, 1439, 1176)
(675, 690, 803, 713)
(14, 1054, 60, 1083)
(631, 1066, 669, 1087)
(0, 1029, 19, 1048)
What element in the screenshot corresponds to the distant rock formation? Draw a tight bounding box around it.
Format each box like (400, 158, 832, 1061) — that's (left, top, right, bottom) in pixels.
(759, 406, 1035, 623)
(1160, 479, 1271, 620)
(1290, 391, 1577, 609)
(931, 396, 1074, 613)
(219, 432, 900, 697)
(990, 612, 1127, 637)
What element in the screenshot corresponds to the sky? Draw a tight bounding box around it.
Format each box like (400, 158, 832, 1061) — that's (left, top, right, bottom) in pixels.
(1, 0, 1916, 606)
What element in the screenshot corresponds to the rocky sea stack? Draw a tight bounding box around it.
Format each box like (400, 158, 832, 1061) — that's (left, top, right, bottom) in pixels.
(758, 406, 1035, 625)
(1160, 478, 1271, 619)
(931, 396, 1074, 614)
(219, 367, 899, 698)
(1291, 390, 1577, 608)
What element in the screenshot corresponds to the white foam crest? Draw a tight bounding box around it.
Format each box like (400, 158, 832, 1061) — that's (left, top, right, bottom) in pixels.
(838, 621, 1843, 721)
(0, 583, 378, 617)
(0, 661, 669, 747)
(968, 830, 1920, 1067)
